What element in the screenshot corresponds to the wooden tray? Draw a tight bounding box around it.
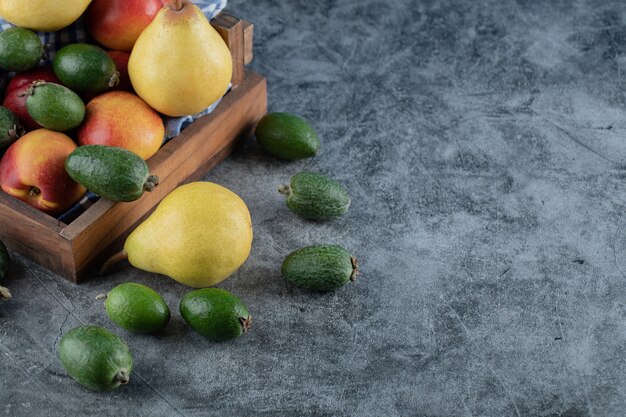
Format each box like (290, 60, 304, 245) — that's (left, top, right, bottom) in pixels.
(0, 13, 267, 283)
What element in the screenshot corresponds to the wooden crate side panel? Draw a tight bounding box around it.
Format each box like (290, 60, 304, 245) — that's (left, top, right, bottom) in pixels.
(0, 193, 75, 276)
(63, 72, 267, 281)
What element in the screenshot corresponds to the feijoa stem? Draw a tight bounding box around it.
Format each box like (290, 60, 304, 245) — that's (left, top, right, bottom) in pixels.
(99, 250, 129, 276)
(278, 184, 291, 196)
(8, 125, 24, 141)
(239, 316, 252, 333)
(0, 286, 11, 300)
(350, 256, 359, 282)
(115, 369, 130, 385)
(108, 72, 120, 88)
(143, 175, 160, 192)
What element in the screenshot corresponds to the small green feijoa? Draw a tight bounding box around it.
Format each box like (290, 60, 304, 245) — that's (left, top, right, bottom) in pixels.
(0, 28, 43, 72)
(53, 43, 119, 94)
(25, 81, 85, 131)
(102, 283, 170, 333)
(255, 112, 320, 160)
(279, 172, 351, 220)
(0, 106, 23, 150)
(281, 244, 358, 292)
(58, 325, 133, 392)
(180, 288, 251, 342)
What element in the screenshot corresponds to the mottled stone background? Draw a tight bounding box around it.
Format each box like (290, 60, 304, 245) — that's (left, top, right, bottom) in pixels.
(2, 0, 626, 416)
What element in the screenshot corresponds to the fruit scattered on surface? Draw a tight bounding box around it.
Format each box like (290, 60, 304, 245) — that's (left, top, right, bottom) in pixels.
(78, 91, 164, 160)
(53, 44, 119, 95)
(0, 106, 23, 150)
(180, 288, 251, 341)
(58, 325, 133, 392)
(65, 145, 159, 202)
(24, 82, 85, 132)
(0, 0, 92, 32)
(255, 113, 320, 160)
(86, 0, 163, 52)
(282, 244, 358, 292)
(0, 27, 42, 72)
(123, 182, 252, 288)
(0, 239, 10, 300)
(129, 1, 232, 116)
(103, 282, 170, 333)
(279, 172, 351, 220)
(0, 129, 86, 214)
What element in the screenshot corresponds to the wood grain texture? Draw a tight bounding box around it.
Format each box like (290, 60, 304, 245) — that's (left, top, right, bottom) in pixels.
(213, 12, 245, 87)
(243, 20, 254, 65)
(0, 192, 75, 276)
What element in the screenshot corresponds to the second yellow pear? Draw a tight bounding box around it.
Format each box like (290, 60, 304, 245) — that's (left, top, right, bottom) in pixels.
(0, 0, 91, 31)
(128, 1, 233, 117)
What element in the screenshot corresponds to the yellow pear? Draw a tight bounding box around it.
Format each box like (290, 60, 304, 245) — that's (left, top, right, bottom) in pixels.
(0, 0, 92, 32)
(123, 182, 252, 288)
(128, 1, 233, 117)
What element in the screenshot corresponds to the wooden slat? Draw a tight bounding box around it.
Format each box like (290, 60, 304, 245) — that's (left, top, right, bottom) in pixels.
(242, 20, 254, 65)
(0, 192, 75, 276)
(61, 71, 267, 282)
(212, 12, 245, 87)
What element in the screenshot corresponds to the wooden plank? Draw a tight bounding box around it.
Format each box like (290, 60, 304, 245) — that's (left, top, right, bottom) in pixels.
(243, 20, 254, 65)
(0, 192, 75, 277)
(212, 12, 245, 87)
(61, 71, 267, 282)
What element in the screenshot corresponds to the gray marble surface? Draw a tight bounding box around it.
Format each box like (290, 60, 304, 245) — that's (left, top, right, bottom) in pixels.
(2, 0, 626, 416)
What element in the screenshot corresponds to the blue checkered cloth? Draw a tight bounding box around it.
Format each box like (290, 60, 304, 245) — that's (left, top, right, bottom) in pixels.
(0, 0, 229, 223)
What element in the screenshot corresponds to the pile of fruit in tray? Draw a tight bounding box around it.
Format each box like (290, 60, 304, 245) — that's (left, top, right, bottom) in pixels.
(0, 0, 231, 216)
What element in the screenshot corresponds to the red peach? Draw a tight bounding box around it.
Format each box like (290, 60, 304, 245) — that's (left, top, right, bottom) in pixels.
(5, 67, 60, 96)
(0, 129, 86, 215)
(85, 0, 163, 51)
(78, 91, 164, 160)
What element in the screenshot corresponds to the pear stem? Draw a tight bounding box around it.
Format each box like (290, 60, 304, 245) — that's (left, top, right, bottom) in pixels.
(99, 251, 129, 276)
(166, 0, 185, 11)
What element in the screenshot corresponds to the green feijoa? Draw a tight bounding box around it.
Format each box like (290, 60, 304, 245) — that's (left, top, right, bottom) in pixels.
(0, 106, 23, 149)
(65, 145, 159, 202)
(279, 172, 350, 220)
(180, 288, 251, 342)
(25, 82, 85, 131)
(0, 28, 43, 72)
(58, 325, 133, 392)
(53, 43, 119, 94)
(281, 244, 358, 292)
(103, 283, 170, 333)
(255, 112, 320, 160)
(0, 240, 10, 300)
